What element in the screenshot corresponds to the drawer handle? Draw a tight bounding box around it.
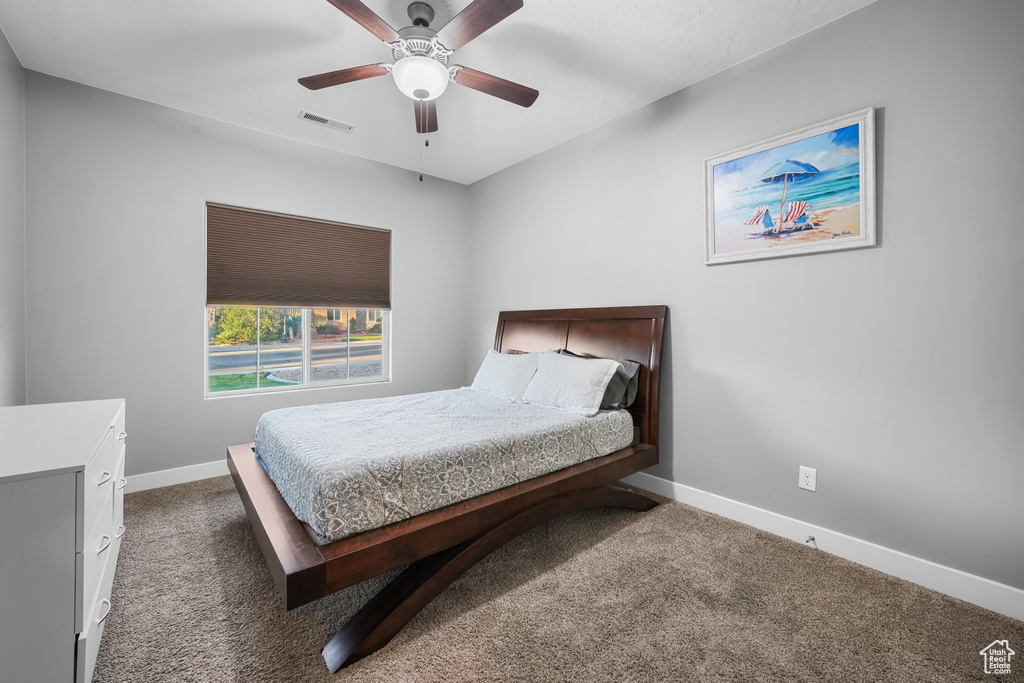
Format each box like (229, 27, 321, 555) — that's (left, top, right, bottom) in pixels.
(117, 431, 127, 442)
(97, 471, 113, 486)
(116, 525, 126, 540)
(97, 534, 112, 554)
(117, 478, 128, 490)
(97, 599, 112, 624)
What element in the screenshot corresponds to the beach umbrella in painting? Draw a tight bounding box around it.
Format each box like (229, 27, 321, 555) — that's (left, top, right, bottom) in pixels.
(760, 160, 819, 232)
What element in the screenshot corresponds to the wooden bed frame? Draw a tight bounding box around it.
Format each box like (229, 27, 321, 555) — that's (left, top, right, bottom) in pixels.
(227, 305, 666, 671)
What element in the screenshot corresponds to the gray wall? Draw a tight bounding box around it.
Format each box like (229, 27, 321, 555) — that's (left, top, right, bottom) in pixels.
(0, 28, 25, 407)
(467, 0, 1024, 590)
(24, 73, 470, 476)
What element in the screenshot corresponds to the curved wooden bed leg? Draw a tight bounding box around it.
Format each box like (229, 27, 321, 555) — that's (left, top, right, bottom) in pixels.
(322, 486, 656, 672)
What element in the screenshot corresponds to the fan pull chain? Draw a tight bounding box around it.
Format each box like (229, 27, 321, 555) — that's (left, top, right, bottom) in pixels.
(419, 136, 429, 181)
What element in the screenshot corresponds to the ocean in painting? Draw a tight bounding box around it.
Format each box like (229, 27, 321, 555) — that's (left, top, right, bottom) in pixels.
(711, 123, 862, 253)
(713, 161, 860, 227)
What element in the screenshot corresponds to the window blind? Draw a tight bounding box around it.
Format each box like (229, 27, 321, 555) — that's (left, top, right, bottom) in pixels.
(206, 203, 391, 309)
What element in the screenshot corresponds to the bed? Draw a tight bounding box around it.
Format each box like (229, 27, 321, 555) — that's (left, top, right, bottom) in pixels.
(227, 305, 666, 671)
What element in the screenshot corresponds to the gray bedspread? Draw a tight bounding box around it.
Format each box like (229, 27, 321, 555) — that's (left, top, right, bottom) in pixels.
(254, 388, 635, 545)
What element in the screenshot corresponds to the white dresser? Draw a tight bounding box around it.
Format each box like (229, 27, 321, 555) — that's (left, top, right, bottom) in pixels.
(0, 398, 127, 683)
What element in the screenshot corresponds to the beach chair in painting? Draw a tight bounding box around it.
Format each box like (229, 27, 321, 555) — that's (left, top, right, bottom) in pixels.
(784, 200, 814, 231)
(745, 205, 775, 233)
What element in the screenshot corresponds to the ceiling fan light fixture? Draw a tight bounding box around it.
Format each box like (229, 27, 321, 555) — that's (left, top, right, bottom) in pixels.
(392, 55, 449, 101)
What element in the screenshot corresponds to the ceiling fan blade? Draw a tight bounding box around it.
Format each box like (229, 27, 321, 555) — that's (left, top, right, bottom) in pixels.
(298, 64, 389, 90)
(453, 66, 538, 107)
(415, 100, 438, 134)
(324, 0, 401, 43)
(434, 0, 523, 51)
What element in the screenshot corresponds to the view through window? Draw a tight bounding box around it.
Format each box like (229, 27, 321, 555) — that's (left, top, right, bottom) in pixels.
(206, 307, 387, 394)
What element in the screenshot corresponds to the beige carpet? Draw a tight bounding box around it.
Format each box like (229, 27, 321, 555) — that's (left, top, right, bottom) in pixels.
(93, 476, 1022, 682)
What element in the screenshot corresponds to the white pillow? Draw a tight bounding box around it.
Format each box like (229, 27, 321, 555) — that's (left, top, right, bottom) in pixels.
(470, 349, 541, 401)
(522, 350, 621, 417)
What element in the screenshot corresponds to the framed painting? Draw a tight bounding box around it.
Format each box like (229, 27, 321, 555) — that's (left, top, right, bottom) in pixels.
(705, 107, 875, 265)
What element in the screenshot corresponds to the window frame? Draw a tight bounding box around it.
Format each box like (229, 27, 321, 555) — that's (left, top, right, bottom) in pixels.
(204, 306, 390, 398)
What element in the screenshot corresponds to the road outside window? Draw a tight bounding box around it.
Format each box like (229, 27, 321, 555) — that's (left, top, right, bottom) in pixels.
(206, 307, 388, 395)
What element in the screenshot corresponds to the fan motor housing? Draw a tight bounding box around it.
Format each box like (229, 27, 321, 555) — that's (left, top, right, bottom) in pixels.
(393, 27, 450, 65)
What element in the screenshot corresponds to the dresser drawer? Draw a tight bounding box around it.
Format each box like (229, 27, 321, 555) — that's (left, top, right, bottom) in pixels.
(79, 428, 117, 549)
(113, 401, 125, 444)
(114, 449, 127, 532)
(75, 538, 118, 683)
(77, 484, 115, 634)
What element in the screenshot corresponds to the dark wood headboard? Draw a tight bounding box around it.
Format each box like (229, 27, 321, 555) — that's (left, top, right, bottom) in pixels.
(493, 305, 667, 448)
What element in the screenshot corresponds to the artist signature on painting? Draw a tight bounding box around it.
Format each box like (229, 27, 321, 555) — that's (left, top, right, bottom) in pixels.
(831, 231, 853, 239)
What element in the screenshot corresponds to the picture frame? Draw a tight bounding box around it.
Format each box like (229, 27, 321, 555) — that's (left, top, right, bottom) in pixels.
(704, 107, 875, 265)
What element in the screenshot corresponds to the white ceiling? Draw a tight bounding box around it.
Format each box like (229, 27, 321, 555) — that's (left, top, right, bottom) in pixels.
(0, 0, 875, 184)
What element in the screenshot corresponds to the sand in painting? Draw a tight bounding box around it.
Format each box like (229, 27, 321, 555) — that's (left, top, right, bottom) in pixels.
(714, 205, 860, 255)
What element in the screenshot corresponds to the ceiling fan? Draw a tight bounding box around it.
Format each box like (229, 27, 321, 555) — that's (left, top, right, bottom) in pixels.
(299, 0, 539, 134)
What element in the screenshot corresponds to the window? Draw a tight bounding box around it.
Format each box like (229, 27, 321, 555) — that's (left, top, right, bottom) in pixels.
(206, 307, 388, 394)
(205, 203, 391, 396)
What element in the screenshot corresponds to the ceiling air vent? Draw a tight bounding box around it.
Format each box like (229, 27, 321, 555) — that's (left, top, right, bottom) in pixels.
(298, 110, 355, 133)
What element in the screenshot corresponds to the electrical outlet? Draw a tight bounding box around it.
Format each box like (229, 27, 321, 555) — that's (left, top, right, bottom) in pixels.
(799, 466, 817, 492)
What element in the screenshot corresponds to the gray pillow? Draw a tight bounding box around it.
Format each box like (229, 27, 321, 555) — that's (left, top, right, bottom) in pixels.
(555, 349, 641, 409)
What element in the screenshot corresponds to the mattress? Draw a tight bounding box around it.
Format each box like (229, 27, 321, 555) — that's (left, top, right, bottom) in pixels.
(254, 388, 635, 545)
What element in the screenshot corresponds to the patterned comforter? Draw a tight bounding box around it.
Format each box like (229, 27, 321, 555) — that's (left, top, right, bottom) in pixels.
(254, 388, 635, 545)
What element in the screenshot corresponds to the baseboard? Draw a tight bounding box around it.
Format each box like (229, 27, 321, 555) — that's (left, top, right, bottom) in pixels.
(622, 471, 1024, 622)
(125, 459, 229, 494)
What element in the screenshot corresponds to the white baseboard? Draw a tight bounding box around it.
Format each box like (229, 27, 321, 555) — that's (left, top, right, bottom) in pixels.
(125, 459, 229, 494)
(622, 471, 1024, 623)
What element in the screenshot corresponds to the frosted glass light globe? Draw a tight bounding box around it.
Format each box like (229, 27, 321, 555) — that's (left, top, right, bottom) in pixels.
(392, 56, 449, 101)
